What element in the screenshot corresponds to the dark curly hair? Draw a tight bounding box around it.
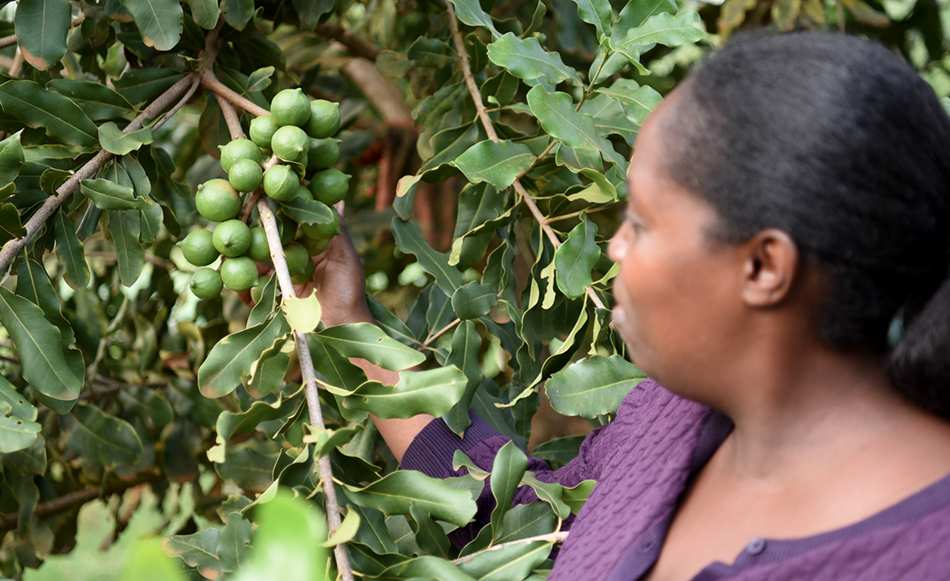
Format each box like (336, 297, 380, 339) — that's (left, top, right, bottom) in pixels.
(664, 30, 950, 416)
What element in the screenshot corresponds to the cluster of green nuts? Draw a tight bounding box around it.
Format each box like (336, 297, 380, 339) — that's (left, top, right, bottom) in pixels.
(179, 88, 350, 300)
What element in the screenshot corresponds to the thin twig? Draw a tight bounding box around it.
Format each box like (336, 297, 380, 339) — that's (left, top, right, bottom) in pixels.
(422, 318, 460, 348)
(445, 2, 606, 310)
(8, 50, 23, 77)
(452, 531, 570, 565)
(0, 74, 198, 275)
(201, 70, 269, 117)
(214, 93, 354, 581)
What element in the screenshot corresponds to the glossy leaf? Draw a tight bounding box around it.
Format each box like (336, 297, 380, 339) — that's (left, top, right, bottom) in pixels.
(14, 0, 70, 70)
(489, 441, 529, 539)
(348, 366, 468, 418)
(121, 0, 184, 51)
(282, 291, 322, 333)
(458, 540, 552, 580)
(186, 0, 220, 29)
(0, 133, 24, 186)
(222, 0, 255, 30)
(343, 471, 480, 527)
(487, 33, 579, 88)
(547, 355, 647, 418)
(554, 216, 600, 299)
(279, 196, 335, 226)
(452, 282, 497, 320)
(98, 122, 154, 155)
(526, 85, 622, 166)
(54, 210, 91, 288)
(318, 322, 426, 371)
(449, 0, 501, 37)
(48, 80, 135, 122)
(67, 403, 144, 468)
(108, 210, 145, 286)
(81, 179, 146, 210)
(451, 140, 536, 190)
(114, 69, 185, 105)
(597, 78, 663, 127)
(0, 376, 40, 454)
(323, 508, 360, 548)
(615, 0, 677, 32)
(0, 81, 98, 147)
(198, 315, 291, 398)
(0, 287, 82, 401)
(609, 10, 706, 64)
(572, 0, 614, 38)
(392, 219, 465, 293)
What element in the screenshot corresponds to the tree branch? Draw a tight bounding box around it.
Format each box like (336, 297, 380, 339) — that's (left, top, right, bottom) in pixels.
(445, 3, 607, 310)
(0, 469, 166, 532)
(315, 23, 380, 61)
(200, 69, 269, 117)
(341, 58, 414, 128)
(0, 74, 199, 275)
(214, 94, 354, 581)
(452, 531, 570, 565)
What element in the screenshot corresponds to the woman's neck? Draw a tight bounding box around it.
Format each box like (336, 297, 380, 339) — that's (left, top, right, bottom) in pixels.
(714, 346, 950, 485)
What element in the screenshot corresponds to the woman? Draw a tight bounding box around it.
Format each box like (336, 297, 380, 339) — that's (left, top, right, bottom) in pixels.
(311, 31, 950, 579)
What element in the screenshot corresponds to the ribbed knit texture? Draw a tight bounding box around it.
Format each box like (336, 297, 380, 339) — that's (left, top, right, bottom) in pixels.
(401, 379, 950, 580)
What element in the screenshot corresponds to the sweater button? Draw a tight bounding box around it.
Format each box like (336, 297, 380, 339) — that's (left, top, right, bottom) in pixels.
(746, 538, 767, 555)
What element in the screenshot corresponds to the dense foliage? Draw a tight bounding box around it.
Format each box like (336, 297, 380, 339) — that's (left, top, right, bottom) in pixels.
(0, 0, 944, 579)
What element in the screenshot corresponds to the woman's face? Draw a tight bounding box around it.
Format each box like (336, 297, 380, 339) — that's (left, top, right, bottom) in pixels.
(607, 96, 746, 394)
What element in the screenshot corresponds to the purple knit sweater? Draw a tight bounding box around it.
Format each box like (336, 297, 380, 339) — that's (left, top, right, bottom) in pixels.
(401, 379, 950, 580)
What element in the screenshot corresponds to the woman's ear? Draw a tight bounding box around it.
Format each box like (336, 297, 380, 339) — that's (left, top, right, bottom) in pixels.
(740, 229, 799, 307)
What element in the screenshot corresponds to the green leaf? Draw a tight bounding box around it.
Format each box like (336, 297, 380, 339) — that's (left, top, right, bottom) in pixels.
(48, 80, 135, 122)
(323, 508, 360, 548)
(487, 33, 579, 88)
(114, 69, 186, 105)
(54, 210, 90, 288)
(494, 502, 557, 544)
(198, 314, 291, 398)
(0, 80, 98, 147)
(248, 275, 278, 327)
(554, 216, 600, 299)
(120, 0, 184, 51)
(580, 94, 638, 143)
(615, 0, 677, 32)
(392, 219, 465, 293)
(452, 282, 497, 320)
(572, 0, 615, 39)
(563, 479, 597, 514)
(451, 140, 537, 190)
(108, 209, 145, 286)
(121, 538, 187, 581)
(67, 403, 144, 468)
(317, 322, 426, 371)
(186, 0, 220, 29)
(308, 335, 366, 393)
(233, 491, 330, 581)
(98, 122, 154, 155)
(458, 540, 552, 580)
(81, 178, 146, 210)
(448, 0, 501, 38)
(348, 366, 468, 419)
(0, 287, 83, 401)
(609, 10, 706, 65)
(246, 66, 275, 92)
(15, 256, 71, 342)
(547, 354, 647, 418)
(443, 321, 483, 434)
(14, 0, 71, 70)
(279, 196, 335, 226)
(531, 435, 584, 468)
(210, 392, 301, 462)
(0, 133, 24, 186)
(0, 202, 24, 244)
(293, 0, 334, 29)
(343, 471, 480, 527)
(0, 376, 40, 454)
(489, 441, 529, 539)
(596, 78, 663, 127)
(222, 0, 255, 30)
(526, 85, 623, 166)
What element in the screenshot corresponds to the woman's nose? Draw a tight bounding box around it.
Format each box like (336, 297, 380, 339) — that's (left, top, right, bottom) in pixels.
(608, 227, 627, 263)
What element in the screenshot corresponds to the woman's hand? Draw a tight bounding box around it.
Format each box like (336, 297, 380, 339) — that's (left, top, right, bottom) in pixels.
(294, 226, 373, 327)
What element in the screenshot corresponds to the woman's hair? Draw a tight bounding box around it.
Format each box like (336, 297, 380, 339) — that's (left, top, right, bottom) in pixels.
(663, 31, 950, 416)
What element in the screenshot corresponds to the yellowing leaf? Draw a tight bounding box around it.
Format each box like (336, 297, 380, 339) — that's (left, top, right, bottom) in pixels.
(282, 292, 322, 333)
